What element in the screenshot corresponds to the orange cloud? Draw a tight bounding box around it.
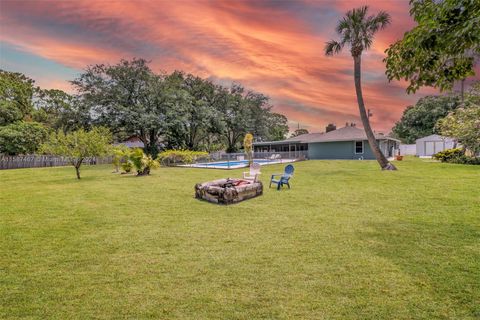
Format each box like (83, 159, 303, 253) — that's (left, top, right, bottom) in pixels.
(1, 0, 456, 133)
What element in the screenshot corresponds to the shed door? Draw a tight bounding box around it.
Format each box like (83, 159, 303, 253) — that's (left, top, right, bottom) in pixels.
(435, 141, 444, 153)
(425, 142, 435, 156)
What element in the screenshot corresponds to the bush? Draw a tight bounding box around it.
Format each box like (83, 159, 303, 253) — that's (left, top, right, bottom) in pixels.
(0, 121, 48, 155)
(433, 148, 479, 165)
(449, 155, 480, 165)
(129, 148, 160, 175)
(121, 161, 133, 173)
(157, 150, 209, 166)
(112, 145, 132, 173)
(433, 148, 464, 162)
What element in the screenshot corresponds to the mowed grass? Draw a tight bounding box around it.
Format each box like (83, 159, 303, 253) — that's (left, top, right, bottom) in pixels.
(1, 158, 479, 319)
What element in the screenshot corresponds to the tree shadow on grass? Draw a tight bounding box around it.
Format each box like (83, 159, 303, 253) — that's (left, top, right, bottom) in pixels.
(358, 220, 480, 318)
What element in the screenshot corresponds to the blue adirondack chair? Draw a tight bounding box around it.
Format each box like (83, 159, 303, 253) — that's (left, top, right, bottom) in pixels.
(269, 164, 294, 190)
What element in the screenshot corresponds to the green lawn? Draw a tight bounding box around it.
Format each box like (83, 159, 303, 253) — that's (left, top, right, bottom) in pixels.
(1, 158, 479, 319)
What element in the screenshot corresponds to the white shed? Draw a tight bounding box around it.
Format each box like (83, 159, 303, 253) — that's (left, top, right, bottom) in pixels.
(416, 134, 456, 157)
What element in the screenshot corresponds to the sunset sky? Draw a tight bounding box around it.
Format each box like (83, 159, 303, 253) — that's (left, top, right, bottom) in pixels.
(0, 0, 476, 133)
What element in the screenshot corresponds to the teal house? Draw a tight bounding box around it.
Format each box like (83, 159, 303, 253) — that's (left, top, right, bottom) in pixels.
(253, 125, 399, 160)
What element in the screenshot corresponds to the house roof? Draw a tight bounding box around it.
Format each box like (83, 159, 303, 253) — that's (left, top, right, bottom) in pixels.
(254, 126, 399, 146)
(416, 134, 455, 142)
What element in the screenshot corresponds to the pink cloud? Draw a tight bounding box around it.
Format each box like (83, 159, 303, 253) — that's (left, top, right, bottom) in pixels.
(0, 0, 459, 133)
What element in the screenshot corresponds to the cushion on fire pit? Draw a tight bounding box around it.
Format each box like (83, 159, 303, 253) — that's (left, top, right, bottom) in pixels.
(195, 178, 263, 204)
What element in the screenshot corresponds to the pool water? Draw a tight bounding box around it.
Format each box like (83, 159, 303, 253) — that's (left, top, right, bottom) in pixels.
(201, 159, 273, 167)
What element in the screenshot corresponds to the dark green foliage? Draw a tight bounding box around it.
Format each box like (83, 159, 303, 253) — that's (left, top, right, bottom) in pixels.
(0, 121, 48, 155)
(72, 59, 285, 154)
(32, 89, 90, 132)
(0, 70, 35, 123)
(385, 0, 480, 93)
(0, 101, 23, 126)
(434, 148, 480, 165)
(265, 113, 289, 141)
(72, 58, 168, 157)
(162, 72, 224, 151)
(392, 95, 460, 143)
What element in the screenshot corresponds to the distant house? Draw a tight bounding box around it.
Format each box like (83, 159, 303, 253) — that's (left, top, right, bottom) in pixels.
(254, 125, 399, 160)
(115, 136, 145, 148)
(415, 134, 456, 157)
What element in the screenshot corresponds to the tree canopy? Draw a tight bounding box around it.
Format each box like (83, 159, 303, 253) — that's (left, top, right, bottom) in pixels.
(392, 95, 461, 143)
(437, 105, 480, 156)
(72, 58, 286, 155)
(2, 59, 290, 156)
(40, 127, 112, 179)
(0, 70, 35, 124)
(384, 0, 480, 93)
(0, 121, 48, 155)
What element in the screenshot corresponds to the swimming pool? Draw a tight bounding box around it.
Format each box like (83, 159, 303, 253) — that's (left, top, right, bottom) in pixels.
(201, 159, 272, 167)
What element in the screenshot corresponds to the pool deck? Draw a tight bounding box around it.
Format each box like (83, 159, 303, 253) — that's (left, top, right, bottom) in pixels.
(181, 158, 298, 169)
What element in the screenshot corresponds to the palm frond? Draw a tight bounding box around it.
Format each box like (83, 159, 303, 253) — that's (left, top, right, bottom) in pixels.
(324, 40, 344, 56)
(336, 17, 351, 35)
(326, 5, 390, 56)
(374, 10, 391, 30)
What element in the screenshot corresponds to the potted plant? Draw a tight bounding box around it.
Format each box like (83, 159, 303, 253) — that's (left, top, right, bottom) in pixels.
(395, 150, 403, 161)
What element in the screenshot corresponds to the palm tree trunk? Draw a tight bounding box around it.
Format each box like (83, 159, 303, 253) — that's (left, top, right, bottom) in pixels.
(353, 55, 396, 170)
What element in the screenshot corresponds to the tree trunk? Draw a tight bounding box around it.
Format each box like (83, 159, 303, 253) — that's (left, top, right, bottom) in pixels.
(353, 55, 396, 170)
(144, 130, 159, 158)
(75, 158, 84, 179)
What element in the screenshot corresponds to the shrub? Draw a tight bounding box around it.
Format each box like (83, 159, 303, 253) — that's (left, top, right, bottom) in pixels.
(433, 148, 479, 165)
(433, 148, 464, 162)
(129, 148, 160, 175)
(157, 150, 209, 166)
(112, 145, 132, 173)
(121, 160, 133, 173)
(449, 155, 480, 165)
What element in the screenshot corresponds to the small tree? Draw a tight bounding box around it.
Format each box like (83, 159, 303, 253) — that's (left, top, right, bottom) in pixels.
(437, 105, 480, 157)
(243, 133, 254, 166)
(40, 127, 112, 179)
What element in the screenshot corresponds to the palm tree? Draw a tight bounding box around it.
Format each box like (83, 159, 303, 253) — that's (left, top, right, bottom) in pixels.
(325, 6, 396, 170)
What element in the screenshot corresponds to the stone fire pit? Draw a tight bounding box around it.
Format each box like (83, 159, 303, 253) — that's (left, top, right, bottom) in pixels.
(195, 178, 263, 205)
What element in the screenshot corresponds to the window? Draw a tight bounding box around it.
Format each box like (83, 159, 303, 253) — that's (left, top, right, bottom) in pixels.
(355, 141, 364, 154)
